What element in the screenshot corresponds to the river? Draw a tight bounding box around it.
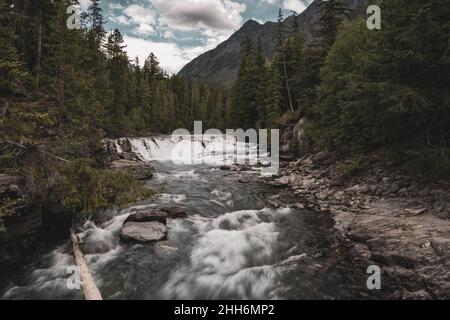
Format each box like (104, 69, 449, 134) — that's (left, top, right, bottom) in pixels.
(0, 136, 380, 300)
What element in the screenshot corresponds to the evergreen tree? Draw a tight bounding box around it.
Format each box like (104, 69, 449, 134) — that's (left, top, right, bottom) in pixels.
(274, 9, 294, 112)
(0, 0, 27, 101)
(84, 0, 105, 48)
(312, 0, 450, 155)
(231, 36, 258, 129)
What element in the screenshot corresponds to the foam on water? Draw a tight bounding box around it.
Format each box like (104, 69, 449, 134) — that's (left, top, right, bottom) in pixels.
(161, 207, 291, 299)
(159, 193, 187, 203)
(118, 136, 263, 167)
(2, 245, 76, 299)
(1, 210, 132, 300)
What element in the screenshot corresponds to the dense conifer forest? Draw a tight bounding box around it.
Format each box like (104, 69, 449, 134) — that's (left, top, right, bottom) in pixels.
(1, 0, 449, 227)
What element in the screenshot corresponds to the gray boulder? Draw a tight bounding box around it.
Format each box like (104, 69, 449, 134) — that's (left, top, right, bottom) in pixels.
(126, 209, 167, 225)
(161, 206, 187, 219)
(120, 222, 168, 243)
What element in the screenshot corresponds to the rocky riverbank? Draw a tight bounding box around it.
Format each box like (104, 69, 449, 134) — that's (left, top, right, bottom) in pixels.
(0, 138, 156, 267)
(262, 152, 450, 299)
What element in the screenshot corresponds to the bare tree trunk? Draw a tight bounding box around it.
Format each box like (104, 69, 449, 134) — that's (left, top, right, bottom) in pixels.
(4, 140, 70, 163)
(70, 228, 103, 301)
(282, 56, 294, 113)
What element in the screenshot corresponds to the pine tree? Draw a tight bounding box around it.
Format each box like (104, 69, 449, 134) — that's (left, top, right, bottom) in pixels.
(264, 66, 281, 128)
(84, 0, 106, 49)
(254, 37, 267, 128)
(315, 0, 349, 51)
(275, 9, 294, 112)
(231, 36, 259, 129)
(312, 0, 450, 155)
(0, 0, 27, 101)
(105, 28, 129, 133)
(299, 0, 350, 113)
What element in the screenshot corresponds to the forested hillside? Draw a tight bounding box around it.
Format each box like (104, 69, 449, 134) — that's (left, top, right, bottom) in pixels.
(230, 0, 450, 177)
(0, 0, 228, 230)
(1, 0, 450, 230)
(0, 0, 229, 138)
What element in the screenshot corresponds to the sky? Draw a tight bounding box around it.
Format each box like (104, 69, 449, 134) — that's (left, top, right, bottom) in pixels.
(78, 0, 313, 74)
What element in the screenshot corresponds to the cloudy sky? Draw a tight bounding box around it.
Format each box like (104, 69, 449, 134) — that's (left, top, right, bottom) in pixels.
(79, 0, 313, 74)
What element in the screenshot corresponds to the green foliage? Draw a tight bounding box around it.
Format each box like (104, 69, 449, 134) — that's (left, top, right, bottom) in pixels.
(311, 0, 450, 155)
(337, 158, 365, 180)
(57, 159, 154, 214)
(0, 0, 27, 98)
(0, 145, 20, 172)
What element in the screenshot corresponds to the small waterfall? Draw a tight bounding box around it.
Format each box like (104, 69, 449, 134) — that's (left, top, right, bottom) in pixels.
(1, 136, 315, 300)
(117, 136, 262, 166)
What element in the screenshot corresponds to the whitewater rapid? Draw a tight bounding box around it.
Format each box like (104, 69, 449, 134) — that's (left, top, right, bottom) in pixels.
(1, 136, 375, 300)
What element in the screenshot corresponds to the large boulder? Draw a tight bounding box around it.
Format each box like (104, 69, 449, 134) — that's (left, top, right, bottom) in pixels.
(161, 206, 187, 219)
(125, 209, 167, 225)
(120, 222, 168, 243)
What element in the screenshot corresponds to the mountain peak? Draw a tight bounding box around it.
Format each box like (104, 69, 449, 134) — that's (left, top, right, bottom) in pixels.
(178, 0, 368, 87)
(242, 19, 261, 28)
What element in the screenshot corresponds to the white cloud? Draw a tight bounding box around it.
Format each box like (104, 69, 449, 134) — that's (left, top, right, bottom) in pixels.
(260, 0, 278, 5)
(109, 3, 125, 10)
(110, 15, 131, 26)
(283, 0, 307, 14)
(123, 36, 208, 74)
(113, 0, 312, 74)
(154, 0, 246, 31)
(134, 23, 155, 36)
(123, 4, 157, 25)
(149, 0, 246, 60)
(121, 4, 157, 35)
(162, 31, 175, 39)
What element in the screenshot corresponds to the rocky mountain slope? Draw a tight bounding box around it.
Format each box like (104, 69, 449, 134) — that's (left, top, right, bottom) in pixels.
(178, 0, 368, 87)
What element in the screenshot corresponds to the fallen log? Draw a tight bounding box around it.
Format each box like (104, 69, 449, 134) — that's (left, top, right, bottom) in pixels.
(69, 228, 103, 300)
(4, 139, 70, 163)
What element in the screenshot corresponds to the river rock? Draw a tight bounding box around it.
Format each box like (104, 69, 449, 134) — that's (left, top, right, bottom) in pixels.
(398, 187, 409, 197)
(438, 203, 450, 220)
(367, 238, 387, 251)
(161, 206, 187, 219)
(312, 151, 331, 165)
(389, 182, 400, 194)
(269, 181, 288, 188)
(348, 244, 371, 259)
(120, 222, 167, 243)
(126, 209, 167, 225)
(418, 187, 431, 197)
(391, 289, 432, 300)
(431, 238, 450, 257)
(404, 207, 427, 216)
(111, 160, 154, 180)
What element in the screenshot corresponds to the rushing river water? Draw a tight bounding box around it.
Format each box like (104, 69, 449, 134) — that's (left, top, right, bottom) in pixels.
(1, 136, 381, 300)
